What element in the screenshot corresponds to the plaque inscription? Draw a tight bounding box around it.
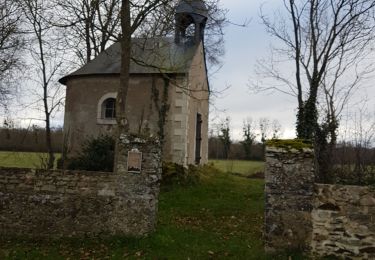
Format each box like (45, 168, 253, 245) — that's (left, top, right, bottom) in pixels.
(127, 148, 142, 173)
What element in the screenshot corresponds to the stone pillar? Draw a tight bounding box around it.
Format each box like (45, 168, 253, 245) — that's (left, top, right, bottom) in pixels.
(115, 134, 161, 236)
(264, 141, 315, 252)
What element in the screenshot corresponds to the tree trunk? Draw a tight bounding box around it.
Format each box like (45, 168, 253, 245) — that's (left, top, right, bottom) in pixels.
(45, 111, 55, 169)
(314, 115, 339, 183)
(297, 82, 319, 140)
(114, 0, 131, 172)
(38, 19, 54, 170)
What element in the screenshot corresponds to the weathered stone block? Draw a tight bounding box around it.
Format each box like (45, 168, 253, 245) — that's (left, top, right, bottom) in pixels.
(311, 184, 375, 259)
(264, 142, 315, 253)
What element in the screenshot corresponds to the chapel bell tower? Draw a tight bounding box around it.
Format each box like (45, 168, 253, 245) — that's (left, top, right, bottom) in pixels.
(175, 0, 208, 45)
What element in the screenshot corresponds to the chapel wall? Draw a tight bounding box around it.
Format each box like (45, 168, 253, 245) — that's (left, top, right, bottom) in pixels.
(64, 75, 164, 155)
(186, 43, 209, 165)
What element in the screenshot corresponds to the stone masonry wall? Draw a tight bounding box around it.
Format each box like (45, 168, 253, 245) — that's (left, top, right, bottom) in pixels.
(265, 141, 375, 258)
(311, 184, 375, 259)
(0, 135, 161, 238)
(115, 134, 162, 236)
(264, 145, 315, 252)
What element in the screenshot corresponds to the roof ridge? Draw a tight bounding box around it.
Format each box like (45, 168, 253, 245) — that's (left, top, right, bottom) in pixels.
(59, 39, 199, 85)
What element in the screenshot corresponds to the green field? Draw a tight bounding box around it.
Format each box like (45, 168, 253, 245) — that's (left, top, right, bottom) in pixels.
(0, 151, 61, 169)
(0, 154, 301, 259)
(210, 159, 265, 176)
(0, 152, 264, 175)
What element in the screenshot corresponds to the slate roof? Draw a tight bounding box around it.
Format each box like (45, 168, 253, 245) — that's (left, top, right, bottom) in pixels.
(176, 0, 208, 17)
(59, 37, 198, 85)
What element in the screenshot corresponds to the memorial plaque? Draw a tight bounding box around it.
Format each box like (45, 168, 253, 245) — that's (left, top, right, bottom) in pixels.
(127, 148, 142, 173)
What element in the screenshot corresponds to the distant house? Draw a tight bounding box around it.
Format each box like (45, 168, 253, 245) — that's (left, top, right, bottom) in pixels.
(59, 0, 210, 166)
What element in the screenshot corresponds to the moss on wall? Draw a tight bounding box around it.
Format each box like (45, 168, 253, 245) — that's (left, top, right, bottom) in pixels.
(266, 139, 313, 151)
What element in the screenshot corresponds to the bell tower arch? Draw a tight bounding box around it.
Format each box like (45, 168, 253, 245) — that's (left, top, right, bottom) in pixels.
(175, 0, 208, 44)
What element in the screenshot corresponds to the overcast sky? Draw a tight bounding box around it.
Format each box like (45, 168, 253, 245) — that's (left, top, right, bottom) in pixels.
(211, 0, 375, 141)
(210, 0, 297, 140)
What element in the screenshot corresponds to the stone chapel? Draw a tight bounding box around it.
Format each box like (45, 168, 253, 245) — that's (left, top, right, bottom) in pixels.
(59, 0, 210, 166)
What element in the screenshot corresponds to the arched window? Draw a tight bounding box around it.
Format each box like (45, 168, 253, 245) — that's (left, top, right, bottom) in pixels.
(102, 98, 116, 119)
(97, 92, 117, 125)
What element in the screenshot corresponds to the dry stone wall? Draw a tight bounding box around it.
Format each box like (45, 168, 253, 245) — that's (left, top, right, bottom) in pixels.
(265, 141, 375, 259)
(264, 145, 315, 252)
(0, 134, 161, 238)
(312, 184, 375, 259)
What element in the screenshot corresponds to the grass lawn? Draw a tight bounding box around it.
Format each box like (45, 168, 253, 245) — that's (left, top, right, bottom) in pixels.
(0, 151, 61, 169)
(210, 159, 265, 176)
(0, 156, 302, 259)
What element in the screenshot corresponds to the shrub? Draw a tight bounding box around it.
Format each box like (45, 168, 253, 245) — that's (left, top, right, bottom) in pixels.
(162, 162, 219, 186)
(162, 162, 201, 186)
(66, 135, 115, 172)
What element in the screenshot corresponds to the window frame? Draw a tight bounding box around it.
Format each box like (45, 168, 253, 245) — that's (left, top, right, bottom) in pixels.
(103, 97, 116, 119)
(97, 92, 117, 125)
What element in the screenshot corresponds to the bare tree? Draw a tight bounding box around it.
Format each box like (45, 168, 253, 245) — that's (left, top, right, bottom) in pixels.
(218, 116, 231, 159)
(343, 105, 375, 184)
(351, 107, 375, 184)
(54, 0, 121, 65)
(2, 113, 15, 140)
(256, 0, 375, 181)
(259, 117, 270, 145)
(241, 117, 257, 160)
(0, 0, 23, 106)
(21, 0, 65, 169)
(271, 119, 282, 139)
(330, 103, 375, 185)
